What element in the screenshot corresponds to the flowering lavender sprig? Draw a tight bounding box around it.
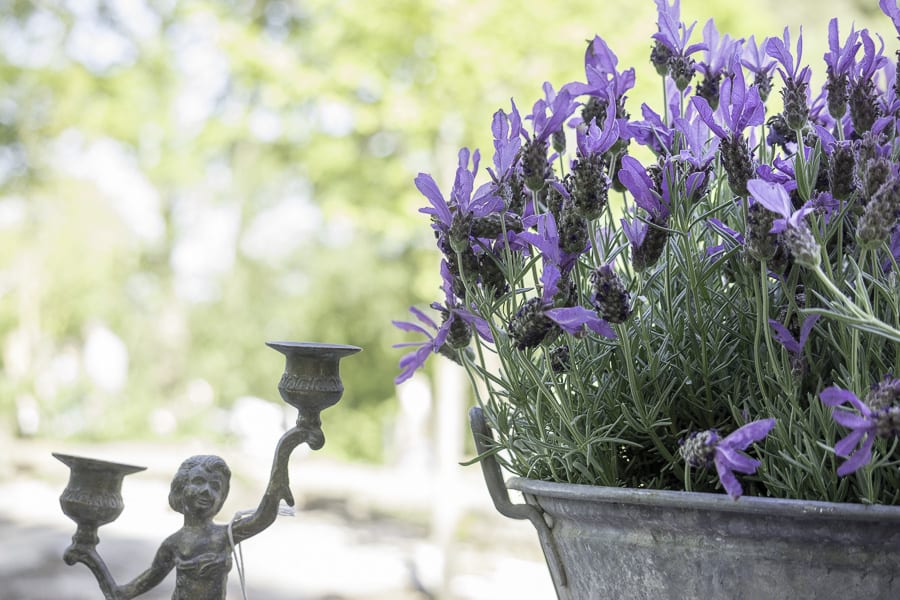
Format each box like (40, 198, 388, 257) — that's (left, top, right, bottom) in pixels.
(520, 85, 579, 190)
(692, 54, 763, 197)
(823, 18, 861, 120)
(652, 0, 707, 91)
(820, 384, 900, 476)
(767, 27, 812, 131)
(393, 264, 493, 384)
(565, 35, 636, 129)
(769, 314, 819, 376)
(618, 156, 672, 270)
(694, 19, 742, 110)
(679, 418, 776, 499)
(747, 178, 820, 268)
(742, 35, 776, 101)
(848, 29, 888, 135)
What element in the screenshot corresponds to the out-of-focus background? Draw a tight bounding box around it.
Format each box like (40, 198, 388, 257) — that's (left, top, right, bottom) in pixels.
(0, 1, 891, 598)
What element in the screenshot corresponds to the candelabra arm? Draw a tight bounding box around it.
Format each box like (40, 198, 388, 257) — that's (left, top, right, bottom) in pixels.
(63, 545, 119, 600)
(229, 425, 306, 544)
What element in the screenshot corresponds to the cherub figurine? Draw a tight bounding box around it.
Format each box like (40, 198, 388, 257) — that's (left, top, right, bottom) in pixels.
(68, 427, 304, 600)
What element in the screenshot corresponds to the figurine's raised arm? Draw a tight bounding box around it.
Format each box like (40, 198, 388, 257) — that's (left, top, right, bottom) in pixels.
(229, 425, 306, 543)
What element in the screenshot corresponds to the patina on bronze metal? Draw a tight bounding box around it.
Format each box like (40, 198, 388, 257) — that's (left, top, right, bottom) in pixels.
(54, 341, 360, 600)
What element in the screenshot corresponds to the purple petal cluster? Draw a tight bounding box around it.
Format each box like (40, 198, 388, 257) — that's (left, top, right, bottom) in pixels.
(680, 419, 776, 499)
(820, 384, 900, 476)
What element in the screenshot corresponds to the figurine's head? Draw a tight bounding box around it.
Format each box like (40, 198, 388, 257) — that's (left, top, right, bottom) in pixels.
(169, 455, 231, 518)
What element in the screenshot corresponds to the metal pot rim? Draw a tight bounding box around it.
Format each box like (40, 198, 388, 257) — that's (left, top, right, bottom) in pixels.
(507, 476, 900, 522)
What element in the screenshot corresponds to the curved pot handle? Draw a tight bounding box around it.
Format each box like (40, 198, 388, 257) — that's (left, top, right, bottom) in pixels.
(468, 406, 568, 590)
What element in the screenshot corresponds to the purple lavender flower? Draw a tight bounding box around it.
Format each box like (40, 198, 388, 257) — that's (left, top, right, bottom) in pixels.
(565, 35, 636, 129)
(747, 177, 821, 267)
(741, 35, 776, 101)
(881, 0, 900, 96)
(393, 265, 493, 384)
(767, 27, 812, 130)
(746, 178, 812, 233)
(520, 85, 579, 191)
(417, 148, 501, 252)
(820, 384, 900, 476)
(544, 305, 616, 339)
(823, 18, 860, 120)
(631, 102, 676, 156)
(679, 418, 776, 499)
(848, 29, 888, 135)
(393, 306, 450, 384)
(882, 0, 900, 34)
(694, 18, 742, 110)
(691, 54, 765, 141)
(691, 54, 764, 199)
(769, 314, 819, 375)
(652, 0, 707, 91)
(488, 101, 523, 185)
(769, 314, 819, 355)
(618, 156, 672, 270)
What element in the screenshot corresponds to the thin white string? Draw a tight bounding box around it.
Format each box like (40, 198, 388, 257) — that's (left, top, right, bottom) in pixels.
(228, 509, 254, 600)
(228, 502, 296, 600)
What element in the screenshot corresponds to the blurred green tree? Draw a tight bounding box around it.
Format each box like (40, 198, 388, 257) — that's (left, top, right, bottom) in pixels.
(0, 0, 888, 459)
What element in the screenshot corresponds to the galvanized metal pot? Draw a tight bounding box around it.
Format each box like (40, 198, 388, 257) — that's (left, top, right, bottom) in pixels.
(469, 407, 900, 600)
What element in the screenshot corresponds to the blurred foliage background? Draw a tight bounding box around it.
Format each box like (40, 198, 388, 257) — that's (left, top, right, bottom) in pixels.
(0, 0, 890, 461)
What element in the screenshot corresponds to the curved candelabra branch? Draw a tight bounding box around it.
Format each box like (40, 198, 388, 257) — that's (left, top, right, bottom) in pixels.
(63, 545, 119, 600)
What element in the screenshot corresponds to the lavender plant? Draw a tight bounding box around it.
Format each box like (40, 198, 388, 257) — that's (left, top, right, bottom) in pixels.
(394, 0, 900, 503)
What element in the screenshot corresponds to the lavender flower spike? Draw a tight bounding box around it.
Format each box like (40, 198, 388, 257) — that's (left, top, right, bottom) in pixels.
(680, 418, 777, 499)
(820, 385, 900, 476)
(747, 178, 813, 233)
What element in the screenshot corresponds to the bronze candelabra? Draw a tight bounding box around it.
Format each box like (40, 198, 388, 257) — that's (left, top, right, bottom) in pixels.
(54, 341, 360, 600)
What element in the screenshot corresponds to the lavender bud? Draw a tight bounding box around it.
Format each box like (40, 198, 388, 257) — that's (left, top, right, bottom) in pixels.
(866, 376, 900, 411)
(571, 153, 610, 220)
(495, 173, 527, 216)
(754, 72, 773, 103)
(549, 345, 570, 373)
(545, 182, 566, 221)
(873, 406, 900, 438)
(551, 129, 567, 155)
(895, 50, 900, 99)
(447, 212, 472, 253)
(650, 41, 673, 76)
(720, 134, 755, 198)
(581, 96, 608, 126)
(857, 178, 900, 249)
(553, 275, 578, 308)
(478, 252, 509, 297)
(590, 264, 632, 323)
(825, 67, 848, 120)
(696, 73, 723, 111)
(558, 204, 590, 255)
(744, 202, 779, 261)
(471, 213, 523, 239)
(860, 157, 892, 204)
(443, 312, 472, 350)
(632, 216, 669, 271)
(679, 430, 719, 469)
(522, 138, 550, 191)
(784, 224, 821, 269)
(828, 142, 857, 200)
(508, 297, 555, 350)
(669, 55, 695, 92)
(781, 78, 809, 131)
(849, 78, 881, 136)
